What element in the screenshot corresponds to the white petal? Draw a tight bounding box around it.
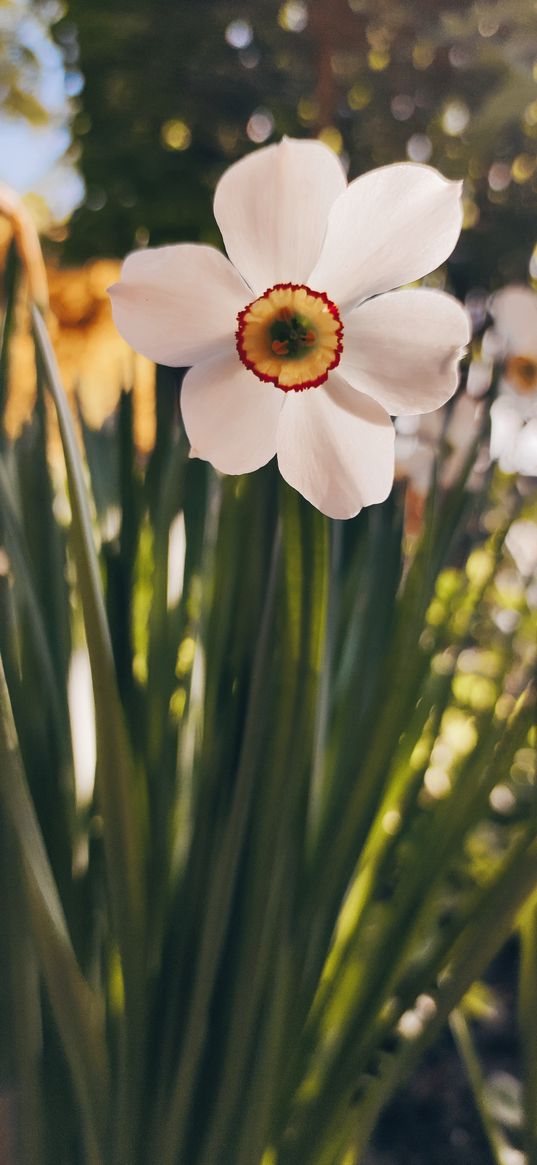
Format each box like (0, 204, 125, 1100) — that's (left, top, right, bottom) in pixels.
(490, 285, 537, 358)
(213, 137, 347, 295)
(339, 289, 470, 415)
(180, 352, 283, 474)
(481, 326, 505, 363)
(109, 244, 250, 366)
(490, 397, 523, 473)
(309, 163, 463, 314)
(515, 418, 537, 476)
(495, 381, 537, 421)
(276, 374, 394, 519)
(506, 520, 537, 576)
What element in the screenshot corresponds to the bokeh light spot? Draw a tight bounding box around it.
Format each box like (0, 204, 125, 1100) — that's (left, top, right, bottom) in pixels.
(225, 19, 253, 49)
(525, 100, 537, 127)
(488, 162, 511, 192)
(391, 94, 414, 121)
(368, 49, 390, 71)
(406, 134, 432, 162)
(161, 119, 192, 151)
(298, 96, 319, 123)
(239, 46, 260, 69)
(442, 101, 470, 136)
(246, 108, 274, 143)
(317, 126, 343, 154)
(478, 15, 500, 37)
(489, 785, 516, 814)
(412, 42, 435, 70)
(347, 82, 372, 111)
(424, 767, 451, 799)
(278, 2, 308, 32)
(512, 154, 537, 183)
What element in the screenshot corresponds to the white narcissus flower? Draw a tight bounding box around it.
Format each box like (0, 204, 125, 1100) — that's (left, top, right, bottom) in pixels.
(109, 138, 469, 519)
(488, 285, 537, 477)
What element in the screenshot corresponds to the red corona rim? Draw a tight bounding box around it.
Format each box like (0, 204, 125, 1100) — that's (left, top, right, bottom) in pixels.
(236, 282, 343, 392)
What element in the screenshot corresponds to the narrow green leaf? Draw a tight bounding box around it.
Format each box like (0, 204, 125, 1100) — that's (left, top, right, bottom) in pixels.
(0, 447, 75, 902)
(31, 306, 145, 930)
(0, 457, 67, 738)
(0, 656, 109, 1165)
(155, 526, 282, 1165)
(196, 492, 330, 1164)
(31, 305, 146, 1157)
(0, 241, 19, 434)
(450, 1009, 506, 1165)
(22, 372, 72, 697)
(0, 817, 44, 1165)
(347, 830, 537, 1163)
(519, 893, 537, 1165)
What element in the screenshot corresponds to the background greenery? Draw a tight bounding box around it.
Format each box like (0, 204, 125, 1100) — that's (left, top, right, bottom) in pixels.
(1, 3, 537, 1165)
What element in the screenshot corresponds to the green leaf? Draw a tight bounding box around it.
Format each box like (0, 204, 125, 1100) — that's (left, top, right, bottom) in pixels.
(0, 241, 19, 437)
(155, 520, 282, 1165)
(520, 893, 537, 1164)
(31, 305, 146, 1158)
(0, 453, 74, 900)
(0, 656, 109, 1165)
(348, 828, 537, 1163)
(0, 816, 44, 1165)
(450, 1009, 507, 1165)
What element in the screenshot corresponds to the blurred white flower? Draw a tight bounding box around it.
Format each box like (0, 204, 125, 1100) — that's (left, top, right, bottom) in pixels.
(395, 393, 485, 497)
(490, 285, 537, 370)
(490, 399, 537, 475)
(487, 285, 537, 476)
(110, 138, 469, 518)
(395, 411, 442, 496)
(506, 520, 537, 578)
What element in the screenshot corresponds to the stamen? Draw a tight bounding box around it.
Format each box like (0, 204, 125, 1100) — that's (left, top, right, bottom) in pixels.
(236, 282, 343, 392)
(506, 354, 537, 393)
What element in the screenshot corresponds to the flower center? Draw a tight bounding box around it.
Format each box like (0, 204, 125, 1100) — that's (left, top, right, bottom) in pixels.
(506, 354, 537, 394)
(236, 283, 343, 391)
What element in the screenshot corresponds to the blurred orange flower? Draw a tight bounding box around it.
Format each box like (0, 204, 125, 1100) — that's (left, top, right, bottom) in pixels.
(0, 193, 155, 457)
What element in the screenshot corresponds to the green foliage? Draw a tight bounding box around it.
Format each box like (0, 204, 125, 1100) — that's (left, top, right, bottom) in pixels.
(0, 267, 536, 1164)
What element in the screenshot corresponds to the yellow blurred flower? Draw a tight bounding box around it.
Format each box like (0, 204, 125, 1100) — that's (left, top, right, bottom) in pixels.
(3, 256, 155, 456)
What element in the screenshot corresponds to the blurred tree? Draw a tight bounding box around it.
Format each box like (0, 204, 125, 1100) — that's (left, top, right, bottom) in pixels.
(0, 0, 83, 226)
(46, 0, 537, 291)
